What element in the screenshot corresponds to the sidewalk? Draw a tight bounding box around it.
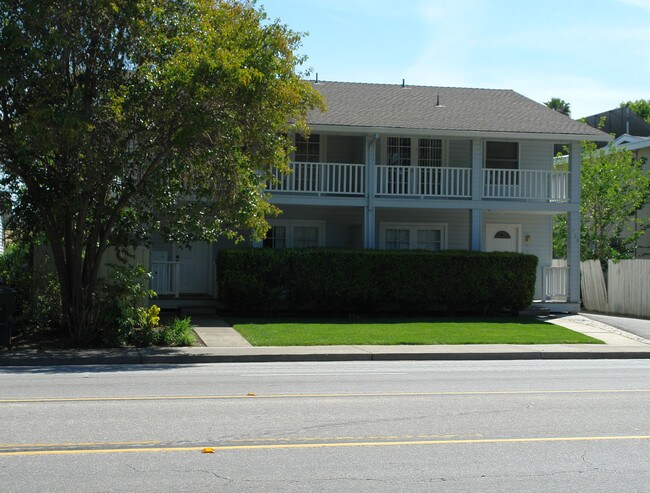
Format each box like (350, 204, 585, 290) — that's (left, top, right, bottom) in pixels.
(2, 314, 650, 366)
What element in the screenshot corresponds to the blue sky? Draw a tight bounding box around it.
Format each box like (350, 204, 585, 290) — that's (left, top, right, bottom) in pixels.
(261, 0, 650, 118)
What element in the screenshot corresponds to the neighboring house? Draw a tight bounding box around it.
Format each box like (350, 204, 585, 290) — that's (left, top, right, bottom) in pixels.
(151, 81, 610, 312)
(583, 106, 650, 140)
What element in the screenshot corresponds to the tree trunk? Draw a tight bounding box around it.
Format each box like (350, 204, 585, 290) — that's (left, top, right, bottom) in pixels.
(47, 226, 105, 345)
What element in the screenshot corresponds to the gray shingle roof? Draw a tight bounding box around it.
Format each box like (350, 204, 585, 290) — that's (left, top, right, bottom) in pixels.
(307, 81, 609, 139)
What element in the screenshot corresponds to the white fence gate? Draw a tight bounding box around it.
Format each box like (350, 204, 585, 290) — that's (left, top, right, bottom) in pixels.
(580, 259, 650, 317)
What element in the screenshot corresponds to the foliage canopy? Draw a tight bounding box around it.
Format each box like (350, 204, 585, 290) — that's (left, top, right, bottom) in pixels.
(554, 141, 650, 261)
(0, 0, 324, 343)
(544, 97, 571, 116)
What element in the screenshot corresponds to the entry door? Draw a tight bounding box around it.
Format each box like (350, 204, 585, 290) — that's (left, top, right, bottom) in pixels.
(485, 224, 520, 252)
(175, 242, 210, 294)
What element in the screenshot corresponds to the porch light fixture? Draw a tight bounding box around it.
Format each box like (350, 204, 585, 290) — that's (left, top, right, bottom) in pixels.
(524, 235, 531, 245)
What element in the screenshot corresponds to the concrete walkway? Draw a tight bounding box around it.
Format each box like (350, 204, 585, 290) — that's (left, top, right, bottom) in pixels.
(2, 313, 650, 366)
(191, 316, 252, 348)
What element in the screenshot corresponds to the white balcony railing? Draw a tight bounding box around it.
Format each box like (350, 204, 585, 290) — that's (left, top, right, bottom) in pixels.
(482, 169, 570, 202)
(376, 166, 472, 198)
(151, 261, 180, 297)
(267, 162, 365, 195)
(269, 163, 569, 203)
(543, 266, 570, 301)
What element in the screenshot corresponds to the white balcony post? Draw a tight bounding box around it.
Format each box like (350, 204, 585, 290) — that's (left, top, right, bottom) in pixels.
(569, 141, 581, 205)
(470, 209, 483, 251)
(567, 142, 582, 303)
(567, 210, 580, 303)
(470, 139, 484, 251)
(364, 134, 378, 248)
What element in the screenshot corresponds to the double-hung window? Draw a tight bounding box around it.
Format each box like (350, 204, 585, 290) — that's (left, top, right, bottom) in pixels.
(381, 223, 447, 251)
(485, 141, 518, 170)
(485, 141, 519, 186)
(387, 137, 411, 166)
(262, 221, 325, 248)
(386, 137, 443, 167)
(417, 138, 443, 167)
(294, 134, 320, 162)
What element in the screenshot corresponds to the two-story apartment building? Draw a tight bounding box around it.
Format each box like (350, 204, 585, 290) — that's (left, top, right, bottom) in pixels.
(151, 81, 610, 312)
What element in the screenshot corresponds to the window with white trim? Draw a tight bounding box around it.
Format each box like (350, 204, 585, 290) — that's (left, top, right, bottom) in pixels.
(295, 134, 320, 162)
(262, 221, 325, 248)
(262, 226, 287, 248)
(380, 223, 447, 251)
(385, 228, 411, 249)
(485, 141, 518, 170)
(387, 137, 411, 166)
(385, 137, 444, 166)
(418, 138, 443, 167)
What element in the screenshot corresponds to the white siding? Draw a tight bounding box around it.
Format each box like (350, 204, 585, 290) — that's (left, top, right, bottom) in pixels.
(375, 209, 470, 249)
(276, 205, 364, 248)
(484, 212, 552, 300)
(326, 135, 365, 164)
(520, 141, 553, 171)
(448, 139, 472, 168)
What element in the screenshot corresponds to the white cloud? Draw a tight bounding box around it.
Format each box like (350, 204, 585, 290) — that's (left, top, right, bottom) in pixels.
(618, 0, 650, 10)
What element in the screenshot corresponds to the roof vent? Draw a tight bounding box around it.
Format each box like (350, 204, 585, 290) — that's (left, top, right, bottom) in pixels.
(402, 79, 405, 88)
(435, 94, 444, 108)
(315, 73, 319, 84)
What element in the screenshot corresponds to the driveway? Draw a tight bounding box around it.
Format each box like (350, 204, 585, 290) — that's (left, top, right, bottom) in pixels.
(581, 312, 650, 341)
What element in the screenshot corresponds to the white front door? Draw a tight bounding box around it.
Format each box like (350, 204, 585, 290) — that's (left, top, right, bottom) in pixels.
(485, 224, 521, 252)
(175, 242, 210, 294)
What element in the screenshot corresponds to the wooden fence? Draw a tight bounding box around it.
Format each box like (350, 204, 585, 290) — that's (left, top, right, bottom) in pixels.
(580, 259, 650, 317)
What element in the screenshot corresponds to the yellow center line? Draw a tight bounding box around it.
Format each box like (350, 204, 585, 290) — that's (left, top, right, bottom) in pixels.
(0, 440, 162, 449)
(2, 435, 650, 456)
(1, 388, 650, 403)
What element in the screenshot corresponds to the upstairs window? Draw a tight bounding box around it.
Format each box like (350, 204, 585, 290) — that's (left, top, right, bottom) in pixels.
(485, 141, 518, 170)
(295, 134, 320, 162)
(387, 137, 411, 166)
(386, 137, 443, 167)
(418, 138, 443, 167)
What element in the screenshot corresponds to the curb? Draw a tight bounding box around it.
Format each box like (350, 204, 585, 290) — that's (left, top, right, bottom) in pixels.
(2, 347, 650, 366)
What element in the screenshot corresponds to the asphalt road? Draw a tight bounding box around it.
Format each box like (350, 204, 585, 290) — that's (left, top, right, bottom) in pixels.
(582, 312, 650, 341)
(2, 360, 650, 492)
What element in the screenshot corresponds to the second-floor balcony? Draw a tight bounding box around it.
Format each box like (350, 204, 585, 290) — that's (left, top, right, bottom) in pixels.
(268, 162, 570, 202)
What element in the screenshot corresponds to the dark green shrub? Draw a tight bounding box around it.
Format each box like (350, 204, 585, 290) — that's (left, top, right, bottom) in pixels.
(98, 264, 156, 346)
(157, 317, 195, 346)
(217, 248, 538, 314)
(0, 243, 62, 330)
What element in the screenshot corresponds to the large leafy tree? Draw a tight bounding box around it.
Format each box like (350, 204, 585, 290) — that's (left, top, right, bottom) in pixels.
(554, 141, 650, 261)
(544, 97, 571, 116)
(620, 99, 650, 124)
(0, 0, 324, 343)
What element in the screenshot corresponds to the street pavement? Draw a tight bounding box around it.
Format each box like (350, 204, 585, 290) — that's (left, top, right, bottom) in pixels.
(581, 312, 650, 341)
(2, 360, 650, 492)
(1, 313, 650, 366)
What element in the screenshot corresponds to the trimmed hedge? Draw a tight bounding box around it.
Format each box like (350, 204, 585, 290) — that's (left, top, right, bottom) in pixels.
(217, 248, 538, 314)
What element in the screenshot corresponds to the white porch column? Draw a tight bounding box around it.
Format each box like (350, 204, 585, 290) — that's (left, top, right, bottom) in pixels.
(364, 133, 378, 248)
(569, 141, 581, 205)
(470, 139, 484, 251)
(567, 141, 582, 303)
(567, 211, 580, 303)
(470, 209, 483, 251)
(471, 138, 483, 201)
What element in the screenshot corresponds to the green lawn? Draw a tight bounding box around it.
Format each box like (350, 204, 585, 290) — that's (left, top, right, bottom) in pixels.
(230, 317, 604, 346)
